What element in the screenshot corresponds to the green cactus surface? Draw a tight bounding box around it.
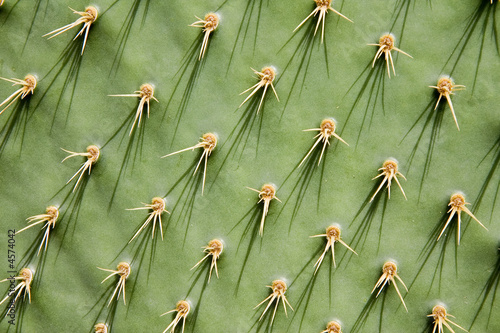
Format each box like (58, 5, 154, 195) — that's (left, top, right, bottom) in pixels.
(0, 0, 499, 332)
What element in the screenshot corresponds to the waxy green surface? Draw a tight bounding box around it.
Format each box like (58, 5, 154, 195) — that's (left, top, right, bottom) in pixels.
(0, 0, 499, 332)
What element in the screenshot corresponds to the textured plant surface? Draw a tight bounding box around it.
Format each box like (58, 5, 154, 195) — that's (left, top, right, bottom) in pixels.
(0, 0, 499, 332)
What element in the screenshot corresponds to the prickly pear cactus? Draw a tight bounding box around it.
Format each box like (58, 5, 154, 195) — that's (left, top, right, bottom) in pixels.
(0, 0, 499, 332)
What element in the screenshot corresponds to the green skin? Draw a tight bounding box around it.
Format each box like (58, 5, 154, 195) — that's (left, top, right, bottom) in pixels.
(0, 0, 499, 332)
